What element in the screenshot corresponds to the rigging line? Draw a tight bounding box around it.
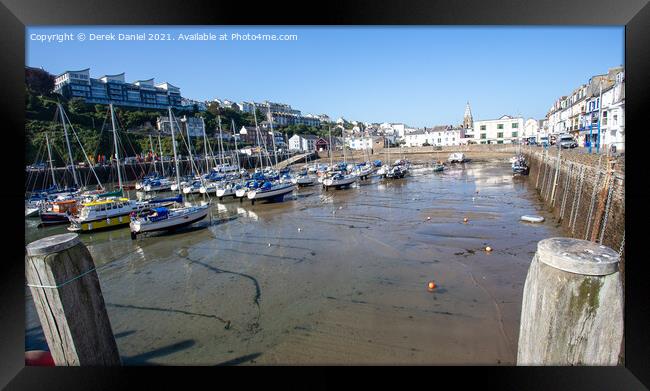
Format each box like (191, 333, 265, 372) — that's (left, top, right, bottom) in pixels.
(171, 111, 211, 201)
(62, 108, 103, 189)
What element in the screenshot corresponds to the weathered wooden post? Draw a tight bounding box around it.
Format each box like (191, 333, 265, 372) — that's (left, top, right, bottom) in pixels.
(517, 237, 623, 365)
(25, 233, 121, 366)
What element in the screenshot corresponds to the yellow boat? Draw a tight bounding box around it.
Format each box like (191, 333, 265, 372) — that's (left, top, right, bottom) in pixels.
(68, 197, 150, 232)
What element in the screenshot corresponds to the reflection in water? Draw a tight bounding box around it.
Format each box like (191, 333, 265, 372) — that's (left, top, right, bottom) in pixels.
(25, 160, 563, 365)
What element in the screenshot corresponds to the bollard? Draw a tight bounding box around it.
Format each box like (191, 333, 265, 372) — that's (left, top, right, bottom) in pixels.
(517, 237, 623, 365)
(25, 233, 121, 366)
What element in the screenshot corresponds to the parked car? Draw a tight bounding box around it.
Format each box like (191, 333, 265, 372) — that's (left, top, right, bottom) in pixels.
(557, 134, 578, 149)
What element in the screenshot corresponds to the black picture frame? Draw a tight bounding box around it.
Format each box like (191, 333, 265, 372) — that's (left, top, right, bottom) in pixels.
(2, 0, 648, 389)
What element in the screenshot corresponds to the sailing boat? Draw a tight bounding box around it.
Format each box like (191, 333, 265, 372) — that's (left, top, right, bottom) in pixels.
(129, 107, 209, 239)
(322, 126, 358, 190)
(246, 106, 295, 204)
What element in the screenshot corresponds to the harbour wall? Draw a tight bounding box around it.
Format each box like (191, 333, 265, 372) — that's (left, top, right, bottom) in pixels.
(523, 146, 625, 275)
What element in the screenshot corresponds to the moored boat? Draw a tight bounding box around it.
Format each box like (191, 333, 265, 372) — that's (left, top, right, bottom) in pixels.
(246, 182, 295, 203)
(322, 172, 358, 190)
(448, 152, 467, 163)
(129, 204, 209, 239)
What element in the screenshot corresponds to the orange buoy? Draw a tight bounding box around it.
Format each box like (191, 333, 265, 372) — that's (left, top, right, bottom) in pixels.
(427, 281, 436, 291)
(485, 246, 492, 252)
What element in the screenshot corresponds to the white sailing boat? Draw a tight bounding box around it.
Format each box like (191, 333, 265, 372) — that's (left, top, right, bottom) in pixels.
(129, 107, 209, 239)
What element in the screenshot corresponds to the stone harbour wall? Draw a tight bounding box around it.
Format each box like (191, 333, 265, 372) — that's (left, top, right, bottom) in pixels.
(524, 146, 625, 276)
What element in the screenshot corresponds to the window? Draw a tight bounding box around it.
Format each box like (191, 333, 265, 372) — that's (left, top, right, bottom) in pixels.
(512, 132, 518, 138)
(613, 115, 618, 125)
(497, 124, 504, 129)
(512, 123, 518, 128)
(480, 141, 487, 144)
(497, 140, 504, 144)
(480, 125, 486, 130)
(480, 133, 486, 139)
(497, 132, 504, 138)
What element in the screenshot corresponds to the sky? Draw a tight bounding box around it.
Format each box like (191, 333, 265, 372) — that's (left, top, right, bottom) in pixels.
(26, 26, 624, 127)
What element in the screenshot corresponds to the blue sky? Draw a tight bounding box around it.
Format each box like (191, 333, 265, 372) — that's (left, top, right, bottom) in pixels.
(26, 26, 624, 127)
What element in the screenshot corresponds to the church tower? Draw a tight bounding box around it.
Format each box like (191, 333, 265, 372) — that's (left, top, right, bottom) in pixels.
(463, 102, 473, 129)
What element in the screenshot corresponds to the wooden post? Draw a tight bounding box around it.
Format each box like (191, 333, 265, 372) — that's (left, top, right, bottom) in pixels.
(25, 233, 121, 366)
(517, 237, 623, 365)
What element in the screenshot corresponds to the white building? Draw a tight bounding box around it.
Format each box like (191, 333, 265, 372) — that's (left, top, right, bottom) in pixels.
(523, 118, 540, 139)
(402, 126, 464, 147)
(473, 115, 525, 144)
(288, 134, 318, 152)
(157, 115, 205, 137)
(345, 136, 374, 150)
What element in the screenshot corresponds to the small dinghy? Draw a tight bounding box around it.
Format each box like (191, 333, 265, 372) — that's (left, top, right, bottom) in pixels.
(521, 215, 544, 223)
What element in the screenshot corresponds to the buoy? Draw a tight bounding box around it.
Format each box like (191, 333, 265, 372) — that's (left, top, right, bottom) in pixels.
(426, 216, 431, 221)
(463, 217, 468, 223)
(268, 243, 271, 247)
(298, 228, 302, 232)
(485, 246, 492, 252)
(427, 281, 436, 291)
(339, 206, 343, 210)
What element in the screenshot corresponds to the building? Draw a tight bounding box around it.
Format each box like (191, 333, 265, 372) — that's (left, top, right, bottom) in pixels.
(54, 69, 183, 110)
(523, 118, 540, 139)
(289, 134, 318, 152)
(402, 126, 465, 147)
(238, 126, 285, 148)
(157, 115, 205, 137)
(473, 115, 525, 144)
(345, 136, 374, 150)
(463, 102, 474, 129)
(181, 98, 207, 111)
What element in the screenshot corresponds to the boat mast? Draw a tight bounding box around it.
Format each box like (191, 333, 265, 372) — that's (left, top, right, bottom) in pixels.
(149, 134, 157, 174)
(328, 126, 333, 167)
(58, 103, 79, 188)
(157, 133, 165, 177)
(168, 107, 181, 194)
(253, 107, 264, 171)
(185, 116, 195, 176)
(232, 119, 241, 168)
(217, 115, 225, 167)
(45, 132, 57, 188)
(201, 117, 209, 173)
(109, 103, 123, 191)
(268, 104, 278, 169)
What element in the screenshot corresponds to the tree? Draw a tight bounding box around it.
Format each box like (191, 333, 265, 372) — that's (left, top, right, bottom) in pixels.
(25, 67, 54, 96)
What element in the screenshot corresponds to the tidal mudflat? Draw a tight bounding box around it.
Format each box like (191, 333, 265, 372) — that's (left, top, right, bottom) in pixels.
(25, 159, 563, 365)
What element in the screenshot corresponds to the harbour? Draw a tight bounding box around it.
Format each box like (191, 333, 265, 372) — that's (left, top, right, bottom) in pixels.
(25, 158, 564, 365)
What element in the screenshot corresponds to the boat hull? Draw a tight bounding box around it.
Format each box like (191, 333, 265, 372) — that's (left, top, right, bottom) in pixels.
(68, 214, 132, 232)
(323, 176, 358, 188)
(247, 184, 295, 201)
(39, 212, 70, 225)
(130, 207, 209, 235)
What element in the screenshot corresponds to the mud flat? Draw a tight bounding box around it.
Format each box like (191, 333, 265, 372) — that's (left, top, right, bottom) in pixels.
(25, 160, 563, 365)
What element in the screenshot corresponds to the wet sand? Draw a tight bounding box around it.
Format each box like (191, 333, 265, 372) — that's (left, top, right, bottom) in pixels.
(25, 159, 562, 365)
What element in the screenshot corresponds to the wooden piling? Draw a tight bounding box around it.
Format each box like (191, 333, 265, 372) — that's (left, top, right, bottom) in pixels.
(517, 237, 623, 365)
(25, 233, 121, 366)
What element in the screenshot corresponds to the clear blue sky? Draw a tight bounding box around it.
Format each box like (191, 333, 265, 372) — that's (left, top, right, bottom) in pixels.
(26, 26, 624, 127)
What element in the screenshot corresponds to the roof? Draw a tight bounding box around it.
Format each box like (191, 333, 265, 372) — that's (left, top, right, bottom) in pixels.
(55, 68, 90, 78)
(83, 197, 129, 206)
